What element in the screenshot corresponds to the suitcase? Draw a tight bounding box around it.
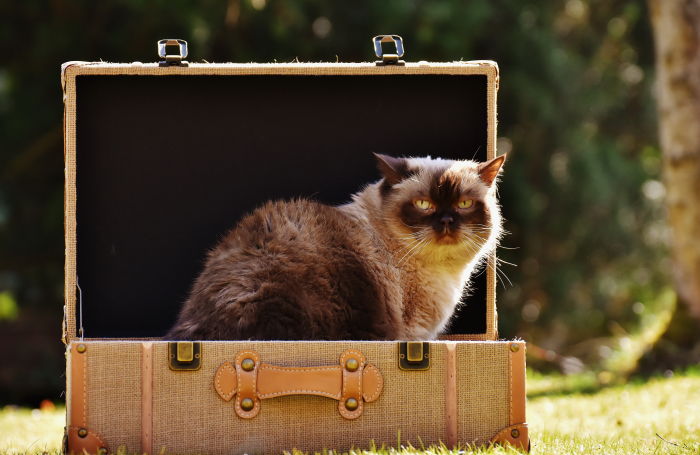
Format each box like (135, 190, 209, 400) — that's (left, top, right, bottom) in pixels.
(61, 37, 528, 454)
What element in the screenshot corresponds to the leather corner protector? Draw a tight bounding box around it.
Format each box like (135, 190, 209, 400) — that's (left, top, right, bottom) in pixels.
(362, 364, 383, 402)
(215, 361, 237, 401)
(489, 423, 530, 452)
(67, 426, 109, 455)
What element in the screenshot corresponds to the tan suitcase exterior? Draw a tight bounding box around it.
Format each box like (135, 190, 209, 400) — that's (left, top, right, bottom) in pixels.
(62, 39, 528, 454)
(65, 340, 526, 454)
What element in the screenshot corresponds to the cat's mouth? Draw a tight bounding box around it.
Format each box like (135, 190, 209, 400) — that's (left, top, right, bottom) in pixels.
(433, 230, 461, 245)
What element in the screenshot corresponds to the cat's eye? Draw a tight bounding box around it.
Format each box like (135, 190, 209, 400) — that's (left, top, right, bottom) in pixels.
(457, 199, 474, 209)
(413, 199, 433, 210)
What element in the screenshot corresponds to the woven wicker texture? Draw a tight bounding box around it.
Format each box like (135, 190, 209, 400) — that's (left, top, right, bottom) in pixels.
(61, 61, 499, 343)
(84, 341, 142, 452)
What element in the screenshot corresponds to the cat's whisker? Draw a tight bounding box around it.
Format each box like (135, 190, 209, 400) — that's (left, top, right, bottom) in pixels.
(412, 237, 433, 259)
(395, 233, 429, 255)
(397, 236, 430, 265)
(394, 227, 432, 241)
(496, 258, 517, 267)
(461, 236, 487, 251)
(460, 230, 512, 289)
(481, 252, 513, 289)
(461, 236, 482, 259)
(495, 266, 513, 288)
(395, 237, 422, 253)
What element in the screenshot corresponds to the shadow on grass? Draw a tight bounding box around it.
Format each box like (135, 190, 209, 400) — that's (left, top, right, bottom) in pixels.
(527, 381, 608, 399)
(527, 365, 700, 400)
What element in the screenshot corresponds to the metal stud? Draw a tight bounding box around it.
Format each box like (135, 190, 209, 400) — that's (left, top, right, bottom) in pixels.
(509, 343, 520, 353)
(76, 344, 87, 354)
(77, 428, 88, 438)
(345, 398, 359, 411)
(345, 358, 359, 372)
(241, 358, 255, 371)
(240, 397, 255, 411)
(511, 428, 520, 438)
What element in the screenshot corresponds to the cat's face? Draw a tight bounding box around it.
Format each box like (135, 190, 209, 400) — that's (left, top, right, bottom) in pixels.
(375, 154, 505, 259)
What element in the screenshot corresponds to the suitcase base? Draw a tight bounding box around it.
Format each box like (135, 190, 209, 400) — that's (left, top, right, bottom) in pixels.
(66, 340, 528, 454)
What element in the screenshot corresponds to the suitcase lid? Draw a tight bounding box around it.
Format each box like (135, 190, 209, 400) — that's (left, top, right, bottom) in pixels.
(61, 41, 500, 343)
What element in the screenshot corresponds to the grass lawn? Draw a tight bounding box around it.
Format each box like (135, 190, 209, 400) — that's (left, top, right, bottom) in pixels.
(1, 368, 699, 454)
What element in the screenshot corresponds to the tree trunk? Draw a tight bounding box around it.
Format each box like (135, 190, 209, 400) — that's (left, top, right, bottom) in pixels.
(649, 0, 700, 320)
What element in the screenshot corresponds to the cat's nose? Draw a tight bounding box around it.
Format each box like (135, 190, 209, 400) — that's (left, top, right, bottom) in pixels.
(440, 214, 454, 226)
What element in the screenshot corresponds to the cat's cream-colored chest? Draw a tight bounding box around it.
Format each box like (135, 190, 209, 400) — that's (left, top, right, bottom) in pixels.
(402, 263, 468, 338)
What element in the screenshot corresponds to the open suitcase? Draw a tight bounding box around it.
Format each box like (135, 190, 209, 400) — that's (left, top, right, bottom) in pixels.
(62, 37, 528, 454)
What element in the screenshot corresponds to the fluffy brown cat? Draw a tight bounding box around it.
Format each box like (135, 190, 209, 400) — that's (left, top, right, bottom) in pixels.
(166, 153, 505, 340)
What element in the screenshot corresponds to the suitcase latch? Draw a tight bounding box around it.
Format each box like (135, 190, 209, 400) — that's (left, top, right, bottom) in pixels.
(158, 39, 189, 67)
(373, 35, 406, 66)
(168, 341, 202, 371)
(398, 342, 430, 370)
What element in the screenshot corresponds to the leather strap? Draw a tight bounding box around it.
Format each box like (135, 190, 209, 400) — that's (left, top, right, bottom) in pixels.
(509, 342, 526, 426)
(492, 341, 529, 451)
(141, 342, 153, 455)
(215, 349, 383, 420)
(258, 364, 341, 399)
(234, 350, 261, 418)
(338, 350, 365, 419)
(67, 343, 109, 454)
(69, 343, 87, 430)
(445, 342, 458, 447)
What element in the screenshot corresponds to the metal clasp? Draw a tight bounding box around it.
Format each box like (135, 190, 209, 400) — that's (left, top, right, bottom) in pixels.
(398, 342, 430, 370)
(158, 39, 189, 67)
(373, 35, 406, 66)
(168, 341, 201, 371)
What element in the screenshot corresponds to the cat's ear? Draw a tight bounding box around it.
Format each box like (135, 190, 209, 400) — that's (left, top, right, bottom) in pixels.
(478, 154, 506, 186)
(374, 153, 409, 185)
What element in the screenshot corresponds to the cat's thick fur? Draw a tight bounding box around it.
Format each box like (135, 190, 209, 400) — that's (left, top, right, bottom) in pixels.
(166, 154, 505, 341)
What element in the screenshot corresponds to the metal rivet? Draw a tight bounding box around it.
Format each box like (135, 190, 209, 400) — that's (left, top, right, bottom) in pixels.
(345, 398, 359, 411)
(77, 428, 88, 438)
(241, 358, 255, 371)
(76, 344, 87, 354)
(345, 358, 359, 372)
(240, 397, 254, 411)
(511, 428, 520, 438)
(510, 344, 520, 353)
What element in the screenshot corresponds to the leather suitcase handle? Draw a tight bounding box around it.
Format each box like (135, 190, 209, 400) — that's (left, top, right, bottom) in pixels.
(214, 349, 383, 420)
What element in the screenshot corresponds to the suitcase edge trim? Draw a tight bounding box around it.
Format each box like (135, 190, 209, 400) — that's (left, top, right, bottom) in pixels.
(61, 62, 499, 344)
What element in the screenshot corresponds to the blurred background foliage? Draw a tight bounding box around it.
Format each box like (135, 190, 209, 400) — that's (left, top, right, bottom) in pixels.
(0, 0, 687, 404)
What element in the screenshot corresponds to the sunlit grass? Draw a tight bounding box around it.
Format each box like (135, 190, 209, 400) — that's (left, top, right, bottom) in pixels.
(528, 367, 700, 454)
(0, 406, 64, 455)
(2, 368, 699, 454)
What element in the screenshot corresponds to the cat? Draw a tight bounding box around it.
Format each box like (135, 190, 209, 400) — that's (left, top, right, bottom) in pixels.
(166, 153, 505, 341)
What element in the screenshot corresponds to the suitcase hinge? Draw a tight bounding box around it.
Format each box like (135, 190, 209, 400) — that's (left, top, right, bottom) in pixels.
(398, 342, 430, 370)
(168, 341, 201, 371)
(373, 35, 406, 66)
(158, 39, 189, 67)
